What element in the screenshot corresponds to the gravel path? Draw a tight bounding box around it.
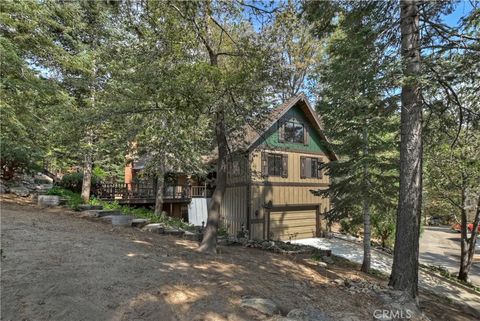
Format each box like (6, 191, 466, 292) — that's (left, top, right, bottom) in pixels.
(294, 237, 480, 317)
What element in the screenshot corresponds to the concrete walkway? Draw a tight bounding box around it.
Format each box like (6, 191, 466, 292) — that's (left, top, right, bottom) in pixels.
(294, 237, 480, 317)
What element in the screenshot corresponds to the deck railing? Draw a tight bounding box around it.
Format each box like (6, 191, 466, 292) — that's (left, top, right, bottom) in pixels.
(94, 183, 211, 201)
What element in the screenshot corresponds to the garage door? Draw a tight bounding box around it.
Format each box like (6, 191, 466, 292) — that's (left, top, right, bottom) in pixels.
(269, 209, 318, 241)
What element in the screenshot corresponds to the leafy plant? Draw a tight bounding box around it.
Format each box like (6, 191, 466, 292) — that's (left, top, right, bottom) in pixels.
(47, 187, 83, 210)
(371, 209, 396, 249)
(339, 217, 362, 237)
(89, 198, 195, 231)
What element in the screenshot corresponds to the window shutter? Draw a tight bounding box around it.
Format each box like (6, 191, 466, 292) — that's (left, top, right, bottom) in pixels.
(305, 157, 312, 178)
(281, 154, 288, 178)
(300, 156, 306, 178)
(261, 152, 268, 177)
(317, 158, 323, 179)
(278, 121, 285, 143)
(303, 126, 309, 145)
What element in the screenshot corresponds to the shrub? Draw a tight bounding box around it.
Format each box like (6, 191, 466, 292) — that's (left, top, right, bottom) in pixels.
(371, 210, 396, 249)
(47, 187, 83, 210)
(89, 198, 195, 231)
(59, 172, 98, 193)
(339, 217, 362, 237)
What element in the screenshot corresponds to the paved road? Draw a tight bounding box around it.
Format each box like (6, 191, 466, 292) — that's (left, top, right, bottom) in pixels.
(294, 237, 480, 317)
(420, 226, 480, 285)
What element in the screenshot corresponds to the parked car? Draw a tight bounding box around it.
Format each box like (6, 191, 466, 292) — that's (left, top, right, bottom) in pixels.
(427, 216, 441, 226)
(452, 223, 480, 233)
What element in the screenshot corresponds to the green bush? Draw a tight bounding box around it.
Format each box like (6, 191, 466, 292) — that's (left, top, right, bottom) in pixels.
(89, 198, 195, 231)
(59, 172, 98, 193)
(339, 217, 362, 237)
(47, 187, 83, 210)
(371, 210, 396, 249)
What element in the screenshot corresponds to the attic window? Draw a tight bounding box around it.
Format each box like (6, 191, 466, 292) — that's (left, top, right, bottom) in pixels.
(283, 121, 306, 144)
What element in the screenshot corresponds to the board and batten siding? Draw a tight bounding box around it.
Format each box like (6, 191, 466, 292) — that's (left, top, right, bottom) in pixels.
(221, 185, 248, 236)
(248, 149, 330, 240)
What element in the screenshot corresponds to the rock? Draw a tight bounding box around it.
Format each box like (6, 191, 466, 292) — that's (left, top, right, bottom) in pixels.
(111, 215, 133, 227)
(164, 228, 185, 237)
(331, 313, 361, 321)
(100, 215, 115, 222)
(183, 230, 202, 241)
(143, 223, 165, 234)
(316, 261, 328, 268)
(131, 218, 150, 228)
(240, 297, 280, 316)
(321, 256, 334, 264)
(284, 308, 331, 321)
(80, 211, 100, 218)
(78, 204, 103, 211)
(37, 195, 60, 207)
(333, 279, 344, 286)
(10, 186, 30, 197)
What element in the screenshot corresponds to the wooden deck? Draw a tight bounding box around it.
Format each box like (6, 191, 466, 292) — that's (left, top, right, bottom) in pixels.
(94, 183, 211, 205)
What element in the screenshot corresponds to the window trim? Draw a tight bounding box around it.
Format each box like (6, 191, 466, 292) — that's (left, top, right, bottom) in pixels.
(262, 152, 288, 178)
(267, 153, 283, 177)
(279, 119, 308, 145)
(301, 156, 323, 179)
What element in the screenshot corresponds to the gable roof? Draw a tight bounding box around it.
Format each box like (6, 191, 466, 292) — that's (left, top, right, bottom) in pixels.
(231, 93, 338, 161)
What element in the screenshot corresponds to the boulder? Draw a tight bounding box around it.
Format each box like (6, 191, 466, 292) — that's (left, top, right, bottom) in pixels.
(78, 204, 103, 211)
(315, 261, 328, 268)
(38, 195, 60, 207)
(143, 223, 165, 234)
(10, 186, 30, 197)
(164, 228, 185, 237)
(80, 211, 100, 218)
(111, 215, 133, 227)
(131, 218, 150, 228)
(240, 297, 280, 316)
(283, 308, 332, 321)
(183, 230, 202, 241)
(321, 256, 334, 264)
(95, 210, 121, 217)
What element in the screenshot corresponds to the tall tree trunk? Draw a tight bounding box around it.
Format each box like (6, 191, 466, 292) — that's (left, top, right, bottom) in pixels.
(361, 127, 371, 273)
(154, 165, 166, 216)
(459, 191, 480, 282)
(81, 145, 93, 204)
(198, 108, 228, 254)
(389, 0, 422, 301)
(81, 60, 96, 204)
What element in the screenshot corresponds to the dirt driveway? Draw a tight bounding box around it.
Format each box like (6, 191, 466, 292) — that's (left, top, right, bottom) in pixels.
(0, 199, 476, 321)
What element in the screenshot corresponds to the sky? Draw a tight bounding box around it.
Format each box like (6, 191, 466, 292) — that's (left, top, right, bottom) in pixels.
(442, 0, 475, 27)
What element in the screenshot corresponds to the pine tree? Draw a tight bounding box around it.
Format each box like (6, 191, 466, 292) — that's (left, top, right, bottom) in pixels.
(312, 5, 399, 274)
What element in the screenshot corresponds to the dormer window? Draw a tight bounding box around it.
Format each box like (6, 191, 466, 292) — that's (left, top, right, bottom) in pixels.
(279, 119, 308, 145)
(284, 121, 305, 143)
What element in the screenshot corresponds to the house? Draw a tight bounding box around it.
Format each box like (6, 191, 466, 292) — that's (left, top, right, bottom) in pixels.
(116, 93, 336, 241)
(220, 93, 337, 241)
(122, 160, 212, 224)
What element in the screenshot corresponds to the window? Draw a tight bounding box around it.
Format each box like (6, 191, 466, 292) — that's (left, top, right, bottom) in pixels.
(301, 157, 323, 179)
(284, 121, 305, 144)
(262, 153, 288, 177)
(268, 154, 283, 176)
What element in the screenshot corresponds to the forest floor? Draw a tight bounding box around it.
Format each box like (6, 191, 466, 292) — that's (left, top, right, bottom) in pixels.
(0, 195, 477, 321)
